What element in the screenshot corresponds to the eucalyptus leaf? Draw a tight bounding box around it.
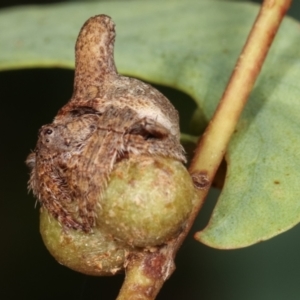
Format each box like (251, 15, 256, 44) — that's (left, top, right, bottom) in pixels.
(1, 0, 300, 249)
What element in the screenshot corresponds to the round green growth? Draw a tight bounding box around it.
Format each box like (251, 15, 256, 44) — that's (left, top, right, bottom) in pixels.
(98, 155, 195, 248)
(40, 208, 129, 276)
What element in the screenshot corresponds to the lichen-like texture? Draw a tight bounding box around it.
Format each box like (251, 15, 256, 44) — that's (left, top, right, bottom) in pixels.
(99, 155, 195, 247)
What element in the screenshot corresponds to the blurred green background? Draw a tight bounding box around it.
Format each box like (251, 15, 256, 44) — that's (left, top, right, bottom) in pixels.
(1, 1, 300, 299)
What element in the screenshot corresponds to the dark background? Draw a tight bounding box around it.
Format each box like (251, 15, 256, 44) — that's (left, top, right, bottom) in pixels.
(1, 1, 300, 299)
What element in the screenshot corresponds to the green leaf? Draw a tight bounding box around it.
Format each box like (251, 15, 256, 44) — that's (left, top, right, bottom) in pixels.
(2, 0, 300, 249)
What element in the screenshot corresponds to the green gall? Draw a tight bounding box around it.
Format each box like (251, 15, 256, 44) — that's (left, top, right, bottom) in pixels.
(40, 208, 130, 276)
(98, 155, 195, 248)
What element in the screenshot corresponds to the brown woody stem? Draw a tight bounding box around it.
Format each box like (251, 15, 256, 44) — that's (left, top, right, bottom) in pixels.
(117, 0, 292, 299)
(187, 0, 292, 248)
(188, 0, 292, 244)
(117, 249, 174, 300)
(189, 0, 292, 181)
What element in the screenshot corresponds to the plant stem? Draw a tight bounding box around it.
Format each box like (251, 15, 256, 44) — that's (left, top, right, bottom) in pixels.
(117, 0, 292, 299)
(189, 0, 292, 184)
(190, 0, 292, 241)
(116, 249, 172, 300)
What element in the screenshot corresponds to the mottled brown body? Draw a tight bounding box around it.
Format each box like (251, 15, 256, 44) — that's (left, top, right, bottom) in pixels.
(26, 15, 185, 232)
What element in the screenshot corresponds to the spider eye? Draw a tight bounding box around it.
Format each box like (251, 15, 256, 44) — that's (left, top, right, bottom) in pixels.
(44, 128, 53, 135)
